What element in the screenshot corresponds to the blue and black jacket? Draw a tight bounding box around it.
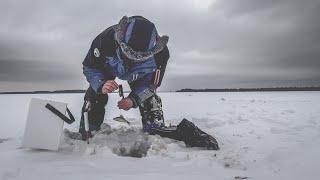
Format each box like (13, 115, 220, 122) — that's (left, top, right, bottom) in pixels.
(82, 25, 169, 108)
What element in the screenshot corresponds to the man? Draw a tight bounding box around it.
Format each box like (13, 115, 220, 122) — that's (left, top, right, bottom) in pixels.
(80, 16, 169, 135)
(80, 16, 219, 150)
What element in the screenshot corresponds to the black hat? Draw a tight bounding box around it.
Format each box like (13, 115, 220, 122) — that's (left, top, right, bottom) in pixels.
(114, 16, 169, 62)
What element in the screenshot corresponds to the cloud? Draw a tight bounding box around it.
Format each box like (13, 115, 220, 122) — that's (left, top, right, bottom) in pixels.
(0, 0, 319, 91)
(0, 59, 80, 82)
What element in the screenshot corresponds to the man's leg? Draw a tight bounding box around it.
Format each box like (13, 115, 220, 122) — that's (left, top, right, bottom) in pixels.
(79, 87, 108, 134)
(138, 94, 219, 150)
(138, 94, 183, 140)
(139, 94, 164, 132)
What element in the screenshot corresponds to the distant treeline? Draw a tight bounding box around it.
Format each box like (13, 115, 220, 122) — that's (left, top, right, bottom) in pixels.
(177, 87, 320, 92)
(1, 87, 320, 94)
(0, 90, 86, 94)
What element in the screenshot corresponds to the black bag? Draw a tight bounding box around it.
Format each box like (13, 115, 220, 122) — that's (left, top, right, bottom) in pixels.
(176, 119, 219, 150)
(151, 119, 219, 150)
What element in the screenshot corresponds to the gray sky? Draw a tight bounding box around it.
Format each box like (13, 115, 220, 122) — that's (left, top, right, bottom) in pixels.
(1, 0, 320, 92)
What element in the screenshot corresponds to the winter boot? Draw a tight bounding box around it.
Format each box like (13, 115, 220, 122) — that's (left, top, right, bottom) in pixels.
(139, 95, 165, 134)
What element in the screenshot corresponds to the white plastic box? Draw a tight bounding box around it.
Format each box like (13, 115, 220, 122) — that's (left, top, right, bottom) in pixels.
(22, 98, 67, 151)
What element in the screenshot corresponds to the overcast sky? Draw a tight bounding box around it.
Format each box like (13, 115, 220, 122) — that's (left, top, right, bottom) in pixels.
(0, 0, 320, 92)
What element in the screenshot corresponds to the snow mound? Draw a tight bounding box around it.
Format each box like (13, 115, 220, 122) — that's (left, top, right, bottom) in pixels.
(61, 123, 170, 158)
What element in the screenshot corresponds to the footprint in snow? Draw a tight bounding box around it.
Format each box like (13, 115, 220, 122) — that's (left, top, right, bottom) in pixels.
(281, 110, 295, 114)
(0, 138, 10, 144)
(270, 127, 286, 134)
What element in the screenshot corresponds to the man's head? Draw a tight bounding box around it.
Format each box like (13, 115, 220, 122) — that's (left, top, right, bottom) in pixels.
(113, 16, 169, 62)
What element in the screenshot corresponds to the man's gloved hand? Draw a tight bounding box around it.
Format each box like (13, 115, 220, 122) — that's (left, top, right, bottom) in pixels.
(102, 80, 119, 94)
(118, 98, 134, 111)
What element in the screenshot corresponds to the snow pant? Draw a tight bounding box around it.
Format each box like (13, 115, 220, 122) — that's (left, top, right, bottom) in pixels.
(79, 87, 219, 150)
(79, 86, 165, 132)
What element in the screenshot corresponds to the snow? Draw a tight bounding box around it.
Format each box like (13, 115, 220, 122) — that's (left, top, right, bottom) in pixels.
(1, 92, 320, 180)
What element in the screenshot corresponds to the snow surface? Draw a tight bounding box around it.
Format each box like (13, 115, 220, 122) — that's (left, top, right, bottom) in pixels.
(0, 92, 320, 180)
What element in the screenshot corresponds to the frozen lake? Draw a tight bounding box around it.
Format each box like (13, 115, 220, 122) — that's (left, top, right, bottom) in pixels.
(0, 92, 320, 180)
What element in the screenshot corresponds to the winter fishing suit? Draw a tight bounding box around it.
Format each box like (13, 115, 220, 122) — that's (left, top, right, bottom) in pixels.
(80, 16, 169, 133)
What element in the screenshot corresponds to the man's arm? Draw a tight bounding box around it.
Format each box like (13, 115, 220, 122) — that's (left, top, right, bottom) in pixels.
(128, 73, 155, 108)
(82, 26, 118, 94)
(154, 46, 170, 87)
(82, 43, 116, 94)
(127, 46, 170, 108)
(83, 66, 113, 94)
